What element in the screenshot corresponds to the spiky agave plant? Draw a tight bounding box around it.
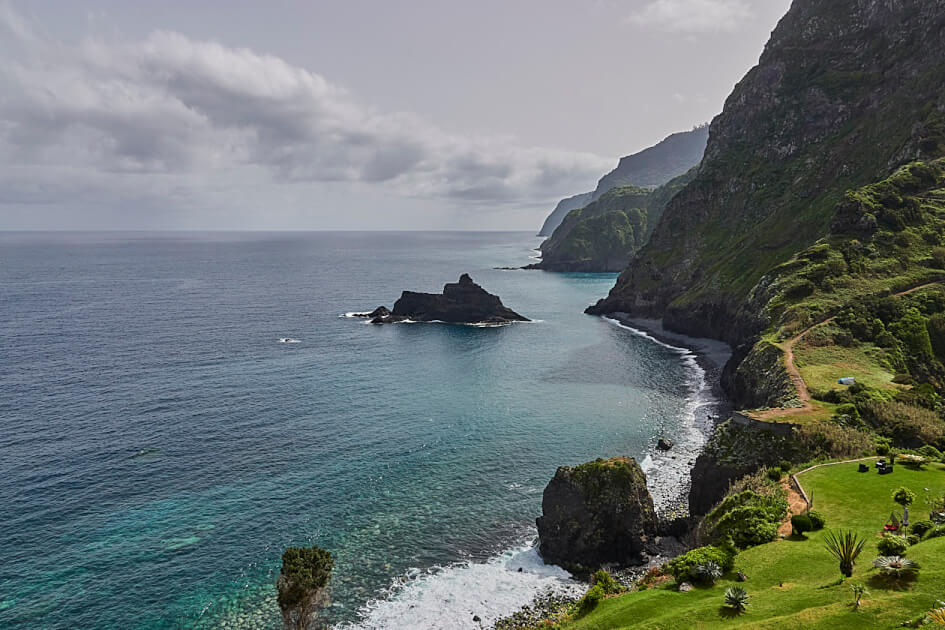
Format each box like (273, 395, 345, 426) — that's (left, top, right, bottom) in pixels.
(724, 586, 750, 613)
(823, 529, 866, 578)
(692, 561, 723, 585)
(872, 555, 920, 579)
(929, 607, 945, 626)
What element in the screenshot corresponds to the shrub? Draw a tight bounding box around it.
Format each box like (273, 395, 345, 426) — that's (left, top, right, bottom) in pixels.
(850, 583, 868, 610)
(796, 421, 873, 459)
(779, 460, 792, 472)
(767, 467, 783, 482)
(724, 586, 750, 613)
(926, 524, 945, 539)
(578, 584, 604, 613)
(876, 442, 890, 456)
(893, 487, 917, 508)
(791, 514, 814, 536)
(906, 534, 920, 546)
(591, 569, 625, 595)
(860, 400, 945, 445)
(667, 546, 735, 583)
(910, 519, 934, 537)
(918, 444, 943, 460)
(709, 490, 788, 549)
(877, 535, 909, 556)
(873, 555, 920, 579)
(808, 510, 827, 530)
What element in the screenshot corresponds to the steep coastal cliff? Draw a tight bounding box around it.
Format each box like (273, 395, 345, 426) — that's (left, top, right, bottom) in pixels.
(537, 127, 708, 237)
(588, 0, 945, 347)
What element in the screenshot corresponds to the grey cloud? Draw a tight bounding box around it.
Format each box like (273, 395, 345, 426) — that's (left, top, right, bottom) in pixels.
(0, 11, 613, 212)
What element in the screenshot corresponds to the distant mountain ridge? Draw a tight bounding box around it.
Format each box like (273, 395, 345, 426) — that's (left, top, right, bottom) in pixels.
(537, 126, 708, 236)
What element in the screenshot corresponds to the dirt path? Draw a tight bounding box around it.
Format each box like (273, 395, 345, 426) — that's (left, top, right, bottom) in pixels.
(749, 281, 942, 421)
(778, 480, 810, 537)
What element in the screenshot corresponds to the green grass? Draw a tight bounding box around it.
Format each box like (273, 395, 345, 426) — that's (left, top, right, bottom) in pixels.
(795, 342, 898, 394)
(561, 462, 945, 629)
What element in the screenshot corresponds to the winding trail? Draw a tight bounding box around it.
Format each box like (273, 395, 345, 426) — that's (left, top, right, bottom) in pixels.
(749, 281, 942, 421)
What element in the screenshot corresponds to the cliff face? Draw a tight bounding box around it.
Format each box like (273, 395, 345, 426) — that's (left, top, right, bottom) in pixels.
(588, 0, 945, 347)
(537, 192, 593, 237)
(537, 127, 708, 236)
(531, 170, 696, 272)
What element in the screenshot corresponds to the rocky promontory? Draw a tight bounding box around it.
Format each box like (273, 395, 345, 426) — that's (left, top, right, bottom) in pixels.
(536, 457, 658, 572)
(360, 274, 529, 325)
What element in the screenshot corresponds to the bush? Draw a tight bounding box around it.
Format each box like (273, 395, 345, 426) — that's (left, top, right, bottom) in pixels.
(277, 546, 334, 611)
(578, 584, 605, 613)
(876, 442, 890, 456)
(591, 569, 625, 595)
(767, 467, 783, 482)
(926, 524, 945, 539)
(791, 514, 814, 536)
(910, 519, 934, 537)
(708, 490, 788, 549)
(808, 510, 827, 530)
(779, 460, 792, 472)
(877, 535, 909, 556)
(873, 555, 920, 579)
(860, 400, 945, 445)
(906, 534, 920, 546)
(893, 487, 917, 507)
(692, 561, 723, 585)
(918, 444, 943, 460)
(667, 546, 736, 583)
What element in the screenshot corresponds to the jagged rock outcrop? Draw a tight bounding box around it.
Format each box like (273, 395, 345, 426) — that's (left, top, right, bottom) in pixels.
(588, 0, 945, 349)
(369, 274, 529, 324)
(537, 127, 709, 237)
(722, 341, 799, 410)
(536, 457, 657, 571)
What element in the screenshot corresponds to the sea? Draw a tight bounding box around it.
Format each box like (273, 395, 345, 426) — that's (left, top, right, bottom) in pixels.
(0, 231, 719, 629)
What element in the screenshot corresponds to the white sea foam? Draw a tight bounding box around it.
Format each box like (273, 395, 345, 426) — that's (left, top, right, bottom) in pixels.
(337, 544, 581, 630)
(602, 317, 719, 511)
(277, 338, 301, 343)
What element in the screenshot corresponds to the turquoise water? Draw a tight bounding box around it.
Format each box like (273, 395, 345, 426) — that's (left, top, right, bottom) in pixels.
(0, 232, 705, 629)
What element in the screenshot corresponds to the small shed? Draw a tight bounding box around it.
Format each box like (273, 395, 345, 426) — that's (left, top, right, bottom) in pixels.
(838, 377, 856, 386)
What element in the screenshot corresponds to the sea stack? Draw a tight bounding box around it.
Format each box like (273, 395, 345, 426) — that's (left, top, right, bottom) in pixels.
(536, 457, 658, 572)
(277, 546, 333, 630)
(366, 274, 530, 324)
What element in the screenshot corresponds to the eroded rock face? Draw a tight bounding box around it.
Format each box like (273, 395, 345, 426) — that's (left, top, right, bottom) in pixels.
(371, 274, 529, 324)
(536, 457, 658, 571)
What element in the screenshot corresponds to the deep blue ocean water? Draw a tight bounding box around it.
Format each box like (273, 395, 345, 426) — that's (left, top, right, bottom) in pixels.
(0, 232, 708, 629)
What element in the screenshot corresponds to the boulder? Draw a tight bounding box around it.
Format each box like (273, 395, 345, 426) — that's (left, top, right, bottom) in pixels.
(371, 274, 529, 324)
(656, 437, 674, 451)
(351, 306, 390, 318)
(536, 457, 658, 571)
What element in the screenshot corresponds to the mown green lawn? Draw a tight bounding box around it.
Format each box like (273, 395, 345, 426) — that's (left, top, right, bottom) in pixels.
(562, 461, 945, 629)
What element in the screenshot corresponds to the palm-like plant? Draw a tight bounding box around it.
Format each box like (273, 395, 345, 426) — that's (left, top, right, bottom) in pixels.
(724, 586, 750, 613)
(929, 607, 945, 626)
(692, 561, 723, 585)
(823, 530, 866, 578)
(872, 555, 920, 579)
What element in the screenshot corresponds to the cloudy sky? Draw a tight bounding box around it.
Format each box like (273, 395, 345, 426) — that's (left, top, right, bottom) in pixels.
(0, 0, 791, 231)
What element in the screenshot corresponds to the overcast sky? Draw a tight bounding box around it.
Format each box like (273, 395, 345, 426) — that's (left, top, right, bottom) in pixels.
(0, 0, 791, 231)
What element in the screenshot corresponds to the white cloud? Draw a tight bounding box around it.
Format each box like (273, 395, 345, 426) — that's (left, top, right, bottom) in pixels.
(626, 0, 753, 34)
(0, 7, 613, 226)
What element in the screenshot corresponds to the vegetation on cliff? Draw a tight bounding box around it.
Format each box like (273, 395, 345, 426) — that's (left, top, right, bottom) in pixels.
(537, 126, 708, 237)
(533, 169, 696, 272)
(277, 546, 333, 630)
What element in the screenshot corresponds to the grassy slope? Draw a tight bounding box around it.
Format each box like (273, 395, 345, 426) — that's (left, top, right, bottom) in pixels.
(563, 462, 945, 629)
